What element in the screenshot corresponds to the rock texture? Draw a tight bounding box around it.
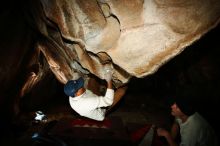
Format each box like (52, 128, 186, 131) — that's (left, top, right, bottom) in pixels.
(0, 0, 220, 117)
(33, 0, 220, 87)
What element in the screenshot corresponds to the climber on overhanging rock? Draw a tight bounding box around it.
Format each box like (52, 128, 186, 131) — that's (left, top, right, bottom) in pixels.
(64, 64, 114, 121)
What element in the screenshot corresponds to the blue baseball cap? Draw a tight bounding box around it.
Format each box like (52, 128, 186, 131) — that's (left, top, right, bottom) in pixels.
(64, 77, 84, 97)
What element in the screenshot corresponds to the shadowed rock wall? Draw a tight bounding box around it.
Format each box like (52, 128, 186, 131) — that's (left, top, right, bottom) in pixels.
(0, 0, 220, 120)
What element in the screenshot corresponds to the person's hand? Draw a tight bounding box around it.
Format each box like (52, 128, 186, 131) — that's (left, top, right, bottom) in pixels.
(103, 64, 113, 82)
(157, 128, 170, 138)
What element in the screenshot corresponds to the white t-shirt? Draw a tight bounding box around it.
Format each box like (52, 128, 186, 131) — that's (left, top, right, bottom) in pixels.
(176, 112, 218, 146)
(69, 89, 114, 121)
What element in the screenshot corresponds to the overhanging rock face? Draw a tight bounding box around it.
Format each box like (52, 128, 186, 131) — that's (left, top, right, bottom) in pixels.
(0, 0, 220, 117)
(32, 0, 220, 88)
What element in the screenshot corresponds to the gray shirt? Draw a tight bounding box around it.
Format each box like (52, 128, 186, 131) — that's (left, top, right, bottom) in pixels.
(176, 112, 218, 146)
